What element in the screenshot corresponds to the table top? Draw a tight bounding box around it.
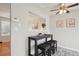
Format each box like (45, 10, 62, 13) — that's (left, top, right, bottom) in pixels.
(28, 34, 52, 40)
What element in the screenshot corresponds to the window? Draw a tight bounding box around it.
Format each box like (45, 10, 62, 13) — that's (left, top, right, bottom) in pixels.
(0, 20, 10, 36)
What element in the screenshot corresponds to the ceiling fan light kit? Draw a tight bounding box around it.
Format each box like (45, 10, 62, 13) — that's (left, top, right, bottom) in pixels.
(59, 9, 68, 14)
(50, 3, 79, 15)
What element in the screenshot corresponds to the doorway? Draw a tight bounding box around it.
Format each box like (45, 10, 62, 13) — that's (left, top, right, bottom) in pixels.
(0, 3, 11, 56)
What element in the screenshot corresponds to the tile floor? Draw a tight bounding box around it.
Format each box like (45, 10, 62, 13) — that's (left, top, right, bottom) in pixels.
(52, 46, 79, 56)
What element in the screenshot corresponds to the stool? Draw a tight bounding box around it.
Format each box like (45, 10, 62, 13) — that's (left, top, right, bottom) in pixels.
(38, 42, 51, 56)
(47, 40, 57, 54)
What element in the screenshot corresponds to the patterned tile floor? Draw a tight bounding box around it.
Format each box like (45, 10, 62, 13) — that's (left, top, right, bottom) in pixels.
(52, 46, 79, 56)
(29, 46, 79, 56)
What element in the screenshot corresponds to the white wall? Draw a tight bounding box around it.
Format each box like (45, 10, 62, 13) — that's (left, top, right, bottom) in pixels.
(11, 4, 50, 56)
(11, 3, 79, 56)
(49, 8, 79, 51)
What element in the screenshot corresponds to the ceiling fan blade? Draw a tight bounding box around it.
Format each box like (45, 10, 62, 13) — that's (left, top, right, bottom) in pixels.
(67, 3, 79, 8)
(56, 11, 59, 15)
(50, 9, 58, 11)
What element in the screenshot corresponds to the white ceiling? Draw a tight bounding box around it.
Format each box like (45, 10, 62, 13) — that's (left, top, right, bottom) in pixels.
(0, 3, 78, 18)
(24, 3, 79, 17)
(38, 3, 79, 14)
(0, 3, 10, 12)
(0, 3, 10, 18)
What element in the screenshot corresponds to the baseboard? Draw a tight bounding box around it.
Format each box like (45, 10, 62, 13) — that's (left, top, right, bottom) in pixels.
(58, 45, 79, 52)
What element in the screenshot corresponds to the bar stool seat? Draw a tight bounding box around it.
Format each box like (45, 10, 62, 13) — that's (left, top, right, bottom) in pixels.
(38, 42, 51, 56)
(47, 40, 57, 54)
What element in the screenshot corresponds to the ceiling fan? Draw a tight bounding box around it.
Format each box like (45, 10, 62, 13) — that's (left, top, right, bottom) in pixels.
(50, 3, 79, 15)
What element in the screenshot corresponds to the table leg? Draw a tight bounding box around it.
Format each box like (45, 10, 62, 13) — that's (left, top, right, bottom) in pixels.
(28, 37, 31, 56)
(56, 42, 57, 51)
(51, 35, 53, 40)
(45, 37, 47, 42)
(35, 40, 38, 56)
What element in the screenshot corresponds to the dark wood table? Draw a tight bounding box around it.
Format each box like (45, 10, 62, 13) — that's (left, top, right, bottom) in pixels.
(28, 34, 53, 56)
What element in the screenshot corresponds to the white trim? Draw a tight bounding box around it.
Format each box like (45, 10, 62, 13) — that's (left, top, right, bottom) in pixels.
(58, 45, 79, 52)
